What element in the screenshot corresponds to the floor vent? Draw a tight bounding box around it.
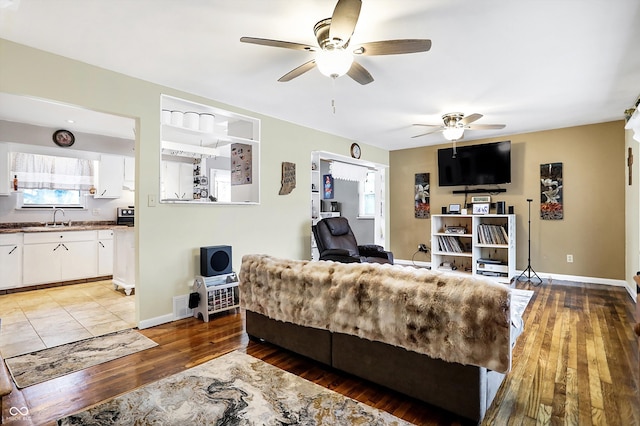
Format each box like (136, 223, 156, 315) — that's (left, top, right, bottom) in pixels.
(173, 294, 194, 320)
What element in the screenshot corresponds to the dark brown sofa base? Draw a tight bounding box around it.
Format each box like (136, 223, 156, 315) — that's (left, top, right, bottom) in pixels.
(246, 310, 504, 423)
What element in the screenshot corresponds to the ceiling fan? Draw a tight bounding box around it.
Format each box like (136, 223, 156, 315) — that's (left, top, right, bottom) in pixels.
(412, 112, 506, 141)
(240, 0, 431, 85)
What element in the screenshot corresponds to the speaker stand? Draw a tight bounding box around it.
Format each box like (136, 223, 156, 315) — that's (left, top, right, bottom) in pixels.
(516, 198, 542, 286)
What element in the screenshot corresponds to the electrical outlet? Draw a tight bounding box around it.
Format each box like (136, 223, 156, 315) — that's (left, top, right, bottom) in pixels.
(92, 208, 100, 216)
(566, 254, 573, 263)
(418, 244, 429, 253)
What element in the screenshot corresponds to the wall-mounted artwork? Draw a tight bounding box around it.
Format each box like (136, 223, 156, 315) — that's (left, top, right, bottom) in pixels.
(540, 162, 563, 220)
(231, 143, 252, 185)
(323, 174, 334, 199)
(279, 162, 296, 195)
(414, 173, 430, 219)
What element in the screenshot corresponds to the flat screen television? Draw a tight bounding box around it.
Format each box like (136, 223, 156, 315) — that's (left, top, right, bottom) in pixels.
(438, 141, 511, 187)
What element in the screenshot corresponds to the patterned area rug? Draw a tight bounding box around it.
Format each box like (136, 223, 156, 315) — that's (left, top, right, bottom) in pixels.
(5, 329, 157, 388)
(57, 351, 412, 425)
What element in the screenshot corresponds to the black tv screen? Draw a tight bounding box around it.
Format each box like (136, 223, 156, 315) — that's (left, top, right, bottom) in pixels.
(438, 141, 511, 187)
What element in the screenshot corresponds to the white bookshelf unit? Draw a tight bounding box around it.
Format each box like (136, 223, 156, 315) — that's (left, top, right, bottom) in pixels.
(431, 214, 516, 285)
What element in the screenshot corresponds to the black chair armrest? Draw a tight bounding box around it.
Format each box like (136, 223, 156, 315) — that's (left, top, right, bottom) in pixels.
(358, 245, 393, 263)
(319, 249, 362, 263)
(358, 245, 385, 255)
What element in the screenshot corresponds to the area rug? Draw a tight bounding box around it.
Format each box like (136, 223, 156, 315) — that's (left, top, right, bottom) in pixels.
(57, 350, 412, 425)
(5, 329, 157, 388)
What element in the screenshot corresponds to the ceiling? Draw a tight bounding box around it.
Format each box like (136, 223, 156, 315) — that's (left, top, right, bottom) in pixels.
(0, 0, 639, 151)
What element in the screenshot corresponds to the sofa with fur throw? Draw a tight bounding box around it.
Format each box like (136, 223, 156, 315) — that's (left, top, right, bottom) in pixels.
(239, 254, 518, 422)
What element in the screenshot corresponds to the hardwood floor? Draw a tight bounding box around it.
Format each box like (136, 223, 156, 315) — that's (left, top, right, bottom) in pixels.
(1, 280, 638, 425)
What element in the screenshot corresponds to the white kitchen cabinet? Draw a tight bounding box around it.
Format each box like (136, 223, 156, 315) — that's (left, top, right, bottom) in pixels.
(60, 240, 98, 281)
(22, 231, 98, 286)
(161, 160, 193, 201)
(123, 156, 135, 190)
(0, 143, 9, 196)
(113, 228, 135, 295)
(94, 154, 124, 198)
(97, 229, 114, 276)
(0, 234, 23, 289)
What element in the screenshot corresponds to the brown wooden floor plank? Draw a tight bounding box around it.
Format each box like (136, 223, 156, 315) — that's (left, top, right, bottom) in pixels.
(1, 281, 637, 426)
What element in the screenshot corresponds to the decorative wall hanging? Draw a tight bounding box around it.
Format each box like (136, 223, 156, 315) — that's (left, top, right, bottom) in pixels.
(323, 174, 334, 199)
(278, 162, 296, 195)
(231, 143, 252, 185)
(540, 162, 563, 220)
(628, 147, 633, 185)
(414, 173, 430, 219)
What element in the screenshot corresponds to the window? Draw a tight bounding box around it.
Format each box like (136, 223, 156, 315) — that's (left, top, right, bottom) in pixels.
(359, 171, 376, 218)
(11, 152, 93, 208)
(21, 189, 82, 207)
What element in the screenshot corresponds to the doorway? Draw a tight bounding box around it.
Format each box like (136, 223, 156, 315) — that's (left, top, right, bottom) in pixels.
(311, 151, 387, 260)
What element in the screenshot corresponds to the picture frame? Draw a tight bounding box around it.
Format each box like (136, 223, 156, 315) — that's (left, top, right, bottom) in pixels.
(448, 203, 461, 214)
(473, 203, 490, 215)
(323, 174, 334, 199)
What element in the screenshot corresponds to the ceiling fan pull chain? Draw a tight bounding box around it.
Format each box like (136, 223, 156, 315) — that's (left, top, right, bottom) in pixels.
(331, 76, 337, 114)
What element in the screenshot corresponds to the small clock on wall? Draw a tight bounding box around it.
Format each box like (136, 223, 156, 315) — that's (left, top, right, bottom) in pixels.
(350, 143, 361, 159)
(52, 129, 75, 147)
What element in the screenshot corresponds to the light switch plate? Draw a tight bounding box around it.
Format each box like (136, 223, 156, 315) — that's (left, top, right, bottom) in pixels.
(148, 194, 157, 207)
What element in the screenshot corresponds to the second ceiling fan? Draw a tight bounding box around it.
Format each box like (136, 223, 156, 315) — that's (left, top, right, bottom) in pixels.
(412, 113, 506, 141)
(240, 0, 431, 85)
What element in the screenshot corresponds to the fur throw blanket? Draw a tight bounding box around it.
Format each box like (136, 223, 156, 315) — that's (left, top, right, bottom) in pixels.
(240, 254, 512, 373)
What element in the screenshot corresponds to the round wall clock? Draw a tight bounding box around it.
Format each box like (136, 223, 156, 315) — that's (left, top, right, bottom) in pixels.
(350, 143, 361, 159)
(52, 129, 75, 147)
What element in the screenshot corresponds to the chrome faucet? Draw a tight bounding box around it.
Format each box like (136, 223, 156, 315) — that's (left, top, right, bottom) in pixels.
(52, 208, 66, 227)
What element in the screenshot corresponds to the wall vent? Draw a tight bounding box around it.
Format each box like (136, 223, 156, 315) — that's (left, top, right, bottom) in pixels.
(173, 294, 194, 320)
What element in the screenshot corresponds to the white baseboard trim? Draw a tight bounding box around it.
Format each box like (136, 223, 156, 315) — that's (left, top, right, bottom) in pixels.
(395, 259, 636, 301)
(394, 259, 431, 269)
(138, 313, 174, 330)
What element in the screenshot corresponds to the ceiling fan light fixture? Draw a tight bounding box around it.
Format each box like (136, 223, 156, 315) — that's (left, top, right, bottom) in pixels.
(316, 47, 353, 78)
(443, 127, 464, 141)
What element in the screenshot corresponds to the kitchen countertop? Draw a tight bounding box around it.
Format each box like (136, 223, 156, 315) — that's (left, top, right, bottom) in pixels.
(0, 221, 133, 234)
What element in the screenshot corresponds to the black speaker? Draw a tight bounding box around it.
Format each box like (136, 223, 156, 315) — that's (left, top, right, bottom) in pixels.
(200, 245, 232, 277)
(441, 206, 447, 214)
(508, 205, 514, 214)
(496, 201, 506, 215)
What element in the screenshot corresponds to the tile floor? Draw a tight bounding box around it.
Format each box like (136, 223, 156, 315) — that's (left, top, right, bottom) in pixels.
(0, 280, 136, 358)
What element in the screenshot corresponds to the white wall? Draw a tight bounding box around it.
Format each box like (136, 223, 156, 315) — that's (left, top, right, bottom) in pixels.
(0, 38, 390, 325)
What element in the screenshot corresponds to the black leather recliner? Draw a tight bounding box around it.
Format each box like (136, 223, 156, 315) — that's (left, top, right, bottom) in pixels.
(312, 216, 393, 264)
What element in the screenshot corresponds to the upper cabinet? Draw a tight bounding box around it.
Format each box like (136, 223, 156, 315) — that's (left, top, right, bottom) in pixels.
(159, 95, 260, 204)
(94, 154, 124, 198)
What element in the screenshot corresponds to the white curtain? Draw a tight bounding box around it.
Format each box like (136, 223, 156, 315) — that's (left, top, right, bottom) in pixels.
(329, 161, 369, 181)
(12, 152, 94, 190)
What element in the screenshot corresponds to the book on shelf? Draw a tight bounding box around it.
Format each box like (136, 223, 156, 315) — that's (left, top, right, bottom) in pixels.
(437, 235, 465, 253)
(477, 224, 509, 245)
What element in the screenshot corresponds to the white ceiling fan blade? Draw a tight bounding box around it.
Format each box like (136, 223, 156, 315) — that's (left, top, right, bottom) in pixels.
(353, 39, 431, 56)
(329, 0, 362, 45)
(466, 124, 506, 130)
(240, 37, 316, 52)
(346, 61, 374, 85)
(411, 127, 443, 138)
(278, 60, 317, 82)
(460, 113, 483, 125)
